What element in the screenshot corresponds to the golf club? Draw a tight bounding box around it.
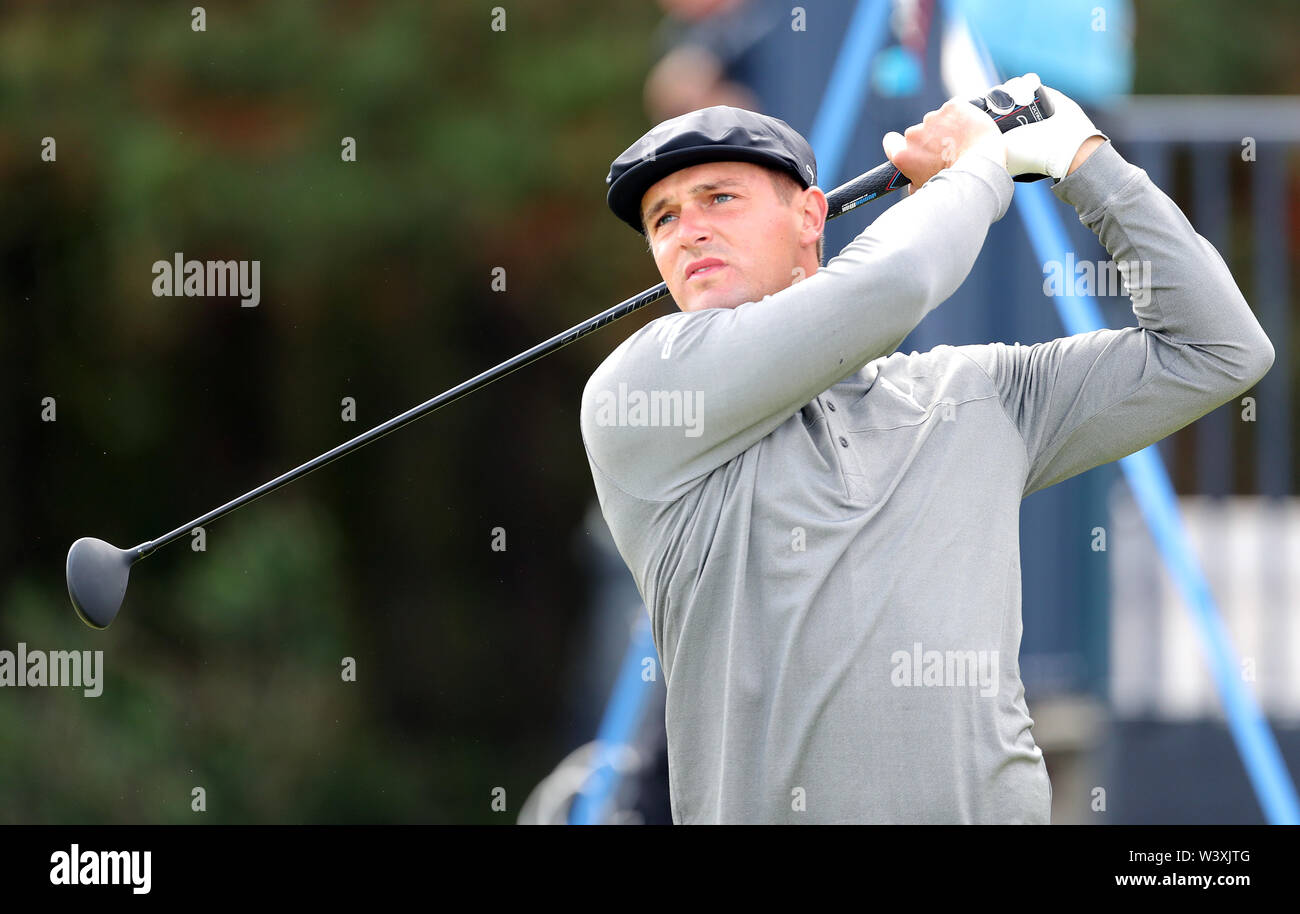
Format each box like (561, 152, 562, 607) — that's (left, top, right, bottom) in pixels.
(66, 85, 1055, 629)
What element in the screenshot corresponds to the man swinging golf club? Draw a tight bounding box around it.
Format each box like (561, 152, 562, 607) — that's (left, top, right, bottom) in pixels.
(580, 73, 1274, 824)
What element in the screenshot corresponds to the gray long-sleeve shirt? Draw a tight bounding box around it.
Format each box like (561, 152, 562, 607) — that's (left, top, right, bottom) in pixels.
(578, 141, 1275, 824)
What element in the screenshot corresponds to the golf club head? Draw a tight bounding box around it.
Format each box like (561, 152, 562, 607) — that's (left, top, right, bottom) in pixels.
(66, 537, 136, 629)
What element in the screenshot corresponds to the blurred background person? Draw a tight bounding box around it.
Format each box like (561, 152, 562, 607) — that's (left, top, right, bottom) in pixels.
(643, 0, 768, 120)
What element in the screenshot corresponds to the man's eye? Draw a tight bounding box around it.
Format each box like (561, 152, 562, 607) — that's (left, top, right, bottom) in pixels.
(654, 194, 735, 230)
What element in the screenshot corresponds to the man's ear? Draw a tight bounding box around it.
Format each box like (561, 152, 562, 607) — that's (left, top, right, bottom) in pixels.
(800, 187, 828, 246)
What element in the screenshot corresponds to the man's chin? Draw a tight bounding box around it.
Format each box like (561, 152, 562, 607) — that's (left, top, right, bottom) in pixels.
(683, 286, 748, 312)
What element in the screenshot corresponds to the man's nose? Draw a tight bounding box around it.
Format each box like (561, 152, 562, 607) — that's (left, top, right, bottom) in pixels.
(674, 203, 713, 243)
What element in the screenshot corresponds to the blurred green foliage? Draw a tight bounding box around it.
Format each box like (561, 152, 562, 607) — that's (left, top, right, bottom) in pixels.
(1, 0, 664, 823)
(1133, 0, 1300, 94)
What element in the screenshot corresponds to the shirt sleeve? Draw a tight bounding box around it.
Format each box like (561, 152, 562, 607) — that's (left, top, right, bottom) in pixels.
(955, 140, 1275, 499)
(580, 150, 1015, 503)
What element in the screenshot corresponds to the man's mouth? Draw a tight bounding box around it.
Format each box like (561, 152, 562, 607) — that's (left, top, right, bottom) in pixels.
(687, 261, 727, 282)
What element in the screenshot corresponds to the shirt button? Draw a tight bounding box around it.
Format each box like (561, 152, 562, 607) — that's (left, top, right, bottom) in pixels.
(839, 436, 848, 447)
(827, 401, 836, 411)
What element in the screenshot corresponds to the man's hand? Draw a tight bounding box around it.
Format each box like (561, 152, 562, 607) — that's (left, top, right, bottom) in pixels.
(882, 98, 1007, 195)
(996, 73, 1108, 181)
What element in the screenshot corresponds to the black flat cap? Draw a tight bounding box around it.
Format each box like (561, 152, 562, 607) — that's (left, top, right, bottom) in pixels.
(606, 105, 818, 235)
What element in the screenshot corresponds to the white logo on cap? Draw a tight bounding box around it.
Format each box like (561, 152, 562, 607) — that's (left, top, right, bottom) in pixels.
(805, 164, 815, 183)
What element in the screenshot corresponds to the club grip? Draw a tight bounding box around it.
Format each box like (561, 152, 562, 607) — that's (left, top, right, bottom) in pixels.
(969, 86, 1055, 134)
(826, 85, 1058, 217)
(970, 86, 1055, 183)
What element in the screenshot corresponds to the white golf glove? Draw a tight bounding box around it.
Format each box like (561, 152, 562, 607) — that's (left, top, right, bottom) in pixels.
(998, 73, 1108, 181)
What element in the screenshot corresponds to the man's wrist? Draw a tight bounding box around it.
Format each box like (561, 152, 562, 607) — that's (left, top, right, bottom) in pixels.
(965, 133, 1008, 172)
(1066, 134, 1107, 177)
